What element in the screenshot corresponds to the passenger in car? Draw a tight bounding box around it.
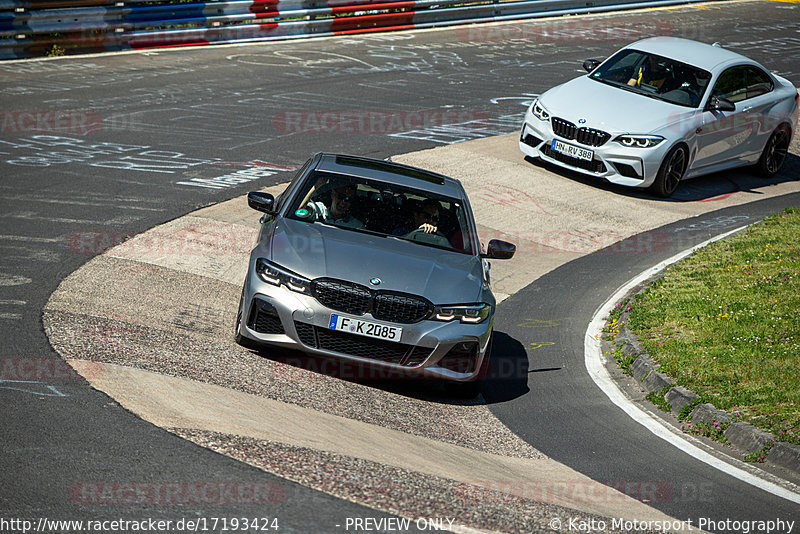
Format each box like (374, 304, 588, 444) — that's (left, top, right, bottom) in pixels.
(628, 55, 671, 90)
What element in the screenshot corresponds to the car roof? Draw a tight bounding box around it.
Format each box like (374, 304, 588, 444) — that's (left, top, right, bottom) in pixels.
(314, 153, 466, 197)
(624, 37, 756, 72)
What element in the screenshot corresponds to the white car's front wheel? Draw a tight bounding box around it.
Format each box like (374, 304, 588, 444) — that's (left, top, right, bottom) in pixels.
(652, 145, 689, 198)
(756, 124, 791, 178)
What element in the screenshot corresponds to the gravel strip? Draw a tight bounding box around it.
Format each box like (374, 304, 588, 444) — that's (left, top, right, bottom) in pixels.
(44, 256, 540, 460)
(170, 428, 665, 534)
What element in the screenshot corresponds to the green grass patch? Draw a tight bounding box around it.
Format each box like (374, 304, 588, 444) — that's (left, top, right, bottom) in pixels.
(744, 442, 774, 463)
(646, 386, 672, 412)
(614, 342, 637, 376)
(626, 208, 800, 445)
(680, 420, 730, 443)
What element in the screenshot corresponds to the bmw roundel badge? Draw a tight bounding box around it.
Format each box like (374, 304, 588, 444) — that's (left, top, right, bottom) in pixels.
(369, 277, 382, 286)
(578, 118, 587, 124)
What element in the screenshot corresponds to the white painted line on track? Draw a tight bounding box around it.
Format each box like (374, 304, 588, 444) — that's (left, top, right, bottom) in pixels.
(584, 225, 800, 506)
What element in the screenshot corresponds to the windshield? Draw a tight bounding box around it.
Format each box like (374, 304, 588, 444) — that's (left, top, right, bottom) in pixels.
(287, 170, 476, 255)
(590, 49, 712, 108)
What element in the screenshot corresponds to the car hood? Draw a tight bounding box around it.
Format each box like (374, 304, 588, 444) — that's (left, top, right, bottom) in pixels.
(540, 75, 698, 135)
(266, 219, 485, 304)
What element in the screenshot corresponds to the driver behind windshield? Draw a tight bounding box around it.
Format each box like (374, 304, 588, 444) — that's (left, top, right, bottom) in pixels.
(393, 198, 440, 236)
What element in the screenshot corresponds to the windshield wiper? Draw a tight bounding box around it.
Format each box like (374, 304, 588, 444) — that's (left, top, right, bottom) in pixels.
(590, 77, 628, 90)
(592, 77, 685, 105)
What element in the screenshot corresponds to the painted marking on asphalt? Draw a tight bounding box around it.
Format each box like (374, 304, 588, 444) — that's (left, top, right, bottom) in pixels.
(1, 212, 103, 225)
(528, 342, 556, 350)
(672, 215, 750, 233)
(585, 225, 800, 506)
(0, 235, 62, 243)
(517, 318, 565, 328)
(0, 380, 67, 397)
(0, 300, 25, 320)
(388, 113, 523, 145)
(0, 196, 162, 212)
(0, 135, 216, 174)
(0, 273, 32, 287)
(176, 164, 295, 190)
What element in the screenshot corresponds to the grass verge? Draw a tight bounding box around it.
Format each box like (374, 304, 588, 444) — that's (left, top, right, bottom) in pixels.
(623, 208, 800, 445)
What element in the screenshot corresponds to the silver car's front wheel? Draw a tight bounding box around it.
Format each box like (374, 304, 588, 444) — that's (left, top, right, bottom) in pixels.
(652, 145, 688, 198)
(234, 289, 259, 350)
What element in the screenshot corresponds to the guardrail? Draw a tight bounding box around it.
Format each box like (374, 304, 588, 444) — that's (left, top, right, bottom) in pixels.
(0, 0, 697, 59)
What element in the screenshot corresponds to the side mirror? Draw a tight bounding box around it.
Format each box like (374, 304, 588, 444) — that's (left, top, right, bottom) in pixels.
(706, 96, 735, 112)
(482, 239, 516, 260)
(583, 59, 602, 73)
(248, 192, 276, 214)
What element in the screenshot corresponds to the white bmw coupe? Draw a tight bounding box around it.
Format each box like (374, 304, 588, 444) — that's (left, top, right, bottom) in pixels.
(519, 37, 798, 197)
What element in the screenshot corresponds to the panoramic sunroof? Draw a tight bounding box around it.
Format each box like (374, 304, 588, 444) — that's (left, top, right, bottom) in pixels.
(334, 155, 447, 185)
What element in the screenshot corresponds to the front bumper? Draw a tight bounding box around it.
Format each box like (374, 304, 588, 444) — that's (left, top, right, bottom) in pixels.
(236, 258, 493, 382)
(518, 107, 671, 189)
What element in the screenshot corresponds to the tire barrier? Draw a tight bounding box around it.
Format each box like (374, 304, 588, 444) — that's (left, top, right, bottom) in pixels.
(0, 0, 697, 59)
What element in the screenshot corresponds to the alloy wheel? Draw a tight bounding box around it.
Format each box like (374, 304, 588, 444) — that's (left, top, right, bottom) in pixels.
(765, 129, 790, 175)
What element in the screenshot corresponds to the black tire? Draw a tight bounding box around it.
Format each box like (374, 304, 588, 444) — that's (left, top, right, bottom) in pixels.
(755, 124, 791, 178)
(234, 290, 260, 350)
(444, 334, 492, 399)
(651, 145, 688, 198)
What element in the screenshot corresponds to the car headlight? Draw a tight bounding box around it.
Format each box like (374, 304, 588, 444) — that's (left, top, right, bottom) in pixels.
(614, 135, 664, 148)
(431, 304, 491, 324)
(531, 100, 550, 121)
(255, 258, 310, 294)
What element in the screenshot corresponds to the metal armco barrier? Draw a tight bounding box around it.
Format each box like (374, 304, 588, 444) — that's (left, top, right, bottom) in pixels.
(0, 0, 699, 59)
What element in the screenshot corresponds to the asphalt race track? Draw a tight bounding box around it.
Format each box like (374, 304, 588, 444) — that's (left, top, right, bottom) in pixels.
(487, 194, 800, 526)
(2, 1, 800, 532)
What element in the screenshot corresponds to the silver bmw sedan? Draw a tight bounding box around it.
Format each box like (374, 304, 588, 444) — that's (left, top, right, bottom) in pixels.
(236, 153, 515, 397)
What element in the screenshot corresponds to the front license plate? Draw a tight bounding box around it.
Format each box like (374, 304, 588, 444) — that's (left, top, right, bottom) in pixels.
(329, 314, 402, 342)
(551, 139, 594, 161)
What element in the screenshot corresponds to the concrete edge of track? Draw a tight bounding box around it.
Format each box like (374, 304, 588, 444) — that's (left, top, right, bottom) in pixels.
(584, 227, 800, 506)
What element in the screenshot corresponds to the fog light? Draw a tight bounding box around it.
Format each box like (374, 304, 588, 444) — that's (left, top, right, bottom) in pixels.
(438, 342, 478, 374)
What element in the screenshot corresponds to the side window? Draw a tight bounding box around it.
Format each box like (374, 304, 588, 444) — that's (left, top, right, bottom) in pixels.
(277, 157, 313, 212)
(745, 66, 774, 99)
(712, 66, 748, 103)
